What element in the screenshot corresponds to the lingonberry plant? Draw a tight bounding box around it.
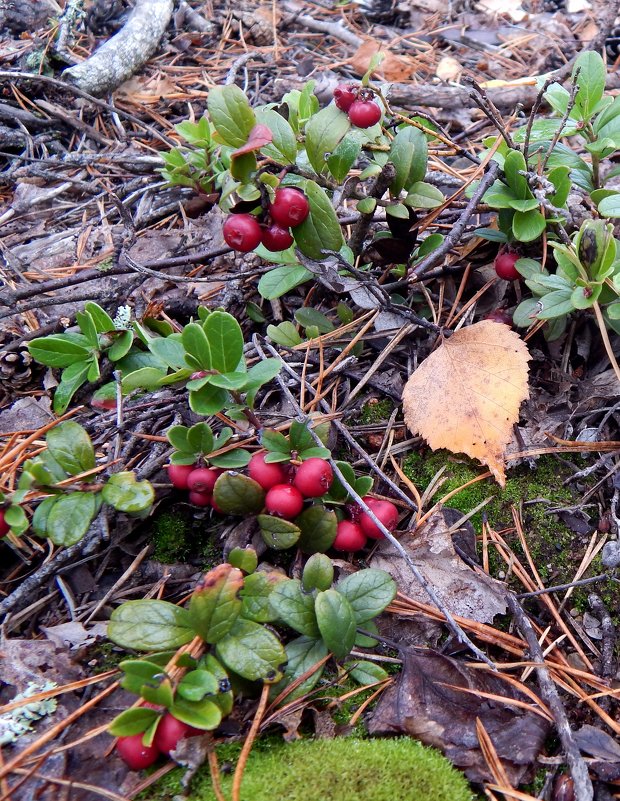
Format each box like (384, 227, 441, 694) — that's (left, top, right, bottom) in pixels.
(107, 549, 397, 768)
(0, 421, 154, 546)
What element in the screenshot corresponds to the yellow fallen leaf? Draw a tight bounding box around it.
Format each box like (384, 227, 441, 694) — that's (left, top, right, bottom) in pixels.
(402, 321, 530, 485)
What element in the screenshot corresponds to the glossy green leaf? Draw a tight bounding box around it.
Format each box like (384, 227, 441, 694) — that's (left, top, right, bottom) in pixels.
(344, 659, 390, 685)
(336, 568, 397, 623)
(535, 289, 575, 319)
(259, 267, 313, 300)
(240, 569, 284, 622)
(572, 50, 606, 120)
(216, 618, 286, 683)
(28, 334, 92, 367)
(274, 635, 328, 702)
(189, 383, 229, 415)
(187, 422, 216, 455)
(107, 330, 134, 361)
(121, 367, 167, 392)
(213, 473, 265, 514)
(188, 563, 244, 643)
(245, 358, 282, 387)
(598, 194, 620, 218)
(203, 311, 244, 373)
(257, 514, 300, 550)
(207, 85, 256, 147)
(571, 283, 601, 309)
(3, 504, 28, 535)
(229, 547, 258, 574)
(327, 134, 362, 182)
(305, 104, 351, 174)
(108, 707, 160, 737)
(270, 579, 320, 637)
(182, 323, 212, 370)
(46, 492, 96, 546)
(314, 589, 356, 660)
(170, 697, 222, 730)
(148, 336, 187, 370)
(47, 421, 95, 475)
(209, 449, 252, 469)
(118, 658, 165, 694)
(108, 600, 195, 650)
(257, 109, 298, 164)
(102, 472, 154, 514)
(31, 496, 57, 537)
(293, 180, 344, 260)
(297, 505, 338, 554)
(53, 361, 91, 415)
(84, 302, 115, 333)
(302, 553, 334, 592)
(177, 669, 220, 702)
(389, 126, 427, 195)
(404, 182, 445, 209)
(512, 209, 546, 242)
(512, 297, 540, 328)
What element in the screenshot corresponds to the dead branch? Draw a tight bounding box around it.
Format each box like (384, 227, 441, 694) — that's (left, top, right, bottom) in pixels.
(507, 594, 594, 801)
(62, 0, 174, 97)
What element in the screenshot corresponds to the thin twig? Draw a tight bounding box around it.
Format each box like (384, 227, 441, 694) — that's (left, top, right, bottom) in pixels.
(231, 683, 270, 801)
(409, 162, 500, 279)
(507, 594, 594, 801)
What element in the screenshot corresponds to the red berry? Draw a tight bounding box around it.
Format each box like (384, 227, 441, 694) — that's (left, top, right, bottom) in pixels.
(222, 214, 262, 252)
(154, 713, 192, 755)
(359, 498, 399, 540)
(265, 484, 304, 519)
(269, 188, 310, 228)
(248, 451, 288, 490)
(348, 100, 382, 129)
(187, 468, 220, 495)
(334, 82, 358, 112)
(484, 309, 513, 326)
(293, 458, 333, 498)
(116, 734, 160, 770)
(167, 464, 196, 490)
(0, 510, 9, 538)
(189, 491, 212, 507)
(333, 520, 367, 552)
(261, 223, 294, 252)
(494, 251, 520, 281)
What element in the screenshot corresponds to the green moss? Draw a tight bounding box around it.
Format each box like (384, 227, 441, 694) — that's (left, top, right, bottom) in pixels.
(152, 511, 191, 563)
(359, 398, 393, 424)
(191, 737, 473, 801)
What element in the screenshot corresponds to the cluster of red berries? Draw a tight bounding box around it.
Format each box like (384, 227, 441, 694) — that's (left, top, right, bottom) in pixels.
(0, 510, 9, 538)
(333, 83, 382, 129)
(222, 187, 310, 254)
(167, 463, 224, 510)
(250, 453, 333, 518)
(116, 712, 200, 770)
(334, 498, 399, 552)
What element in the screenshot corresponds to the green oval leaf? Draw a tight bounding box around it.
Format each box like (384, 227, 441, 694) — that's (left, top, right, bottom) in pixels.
(302, 553, 334, 592)
(296, 505, 337, 554)
(177, 669, 220, 702)
(46, 492, 96, 546)
(240, 570, 285, 622)
(257, 514, 300, 550)
(203, 311, 244, 373)
(314, 589, 356, 660)
(273, 635, 328, 702)
(292, 180, 345, 260)
(336, 568, 397, 623)
(257, 109, 298, 164)
(389, 126, 428, 195)
(28, 334, 92, 367)
(259, 266, 313, 300)
(188, 563, 244, 643)
(512, 209, 546, 242)
(207, 85, 256, 147)
(108, 707, 160, 737)
(170, 697, 222, 730)
(213, 473, 265, 514)
(216, 618, 286, 683)
(102, 472, 154, 514)
(344, 659, 390, 685)
(108, 600, 195, 650)
(305, 103, 351, 174)
(46, 421, 95, 475)
(404, 182, 445, 209)
(269, 579, 320, 637)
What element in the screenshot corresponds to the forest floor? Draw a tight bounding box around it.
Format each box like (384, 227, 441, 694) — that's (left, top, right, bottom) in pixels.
(1, 1, 620, 800)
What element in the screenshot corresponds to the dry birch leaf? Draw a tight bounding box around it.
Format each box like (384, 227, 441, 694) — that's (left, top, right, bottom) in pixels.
(402, 321, 530, 485)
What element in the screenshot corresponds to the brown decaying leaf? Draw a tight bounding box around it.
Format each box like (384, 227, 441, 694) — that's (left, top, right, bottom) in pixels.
(371, 509, 507, 624)
(368, 649, 550, 784)
(402, 321, 531, 485)
(349, 39, 419, 82)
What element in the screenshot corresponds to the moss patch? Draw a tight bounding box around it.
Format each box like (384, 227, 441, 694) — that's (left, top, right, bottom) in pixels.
(359, 398, 393, 424)
(190, 737, 472, 801)
(149, 505, 223, 569)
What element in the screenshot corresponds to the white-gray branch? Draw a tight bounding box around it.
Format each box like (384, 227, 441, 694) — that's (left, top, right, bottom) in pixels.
(62, 0, 174, 97)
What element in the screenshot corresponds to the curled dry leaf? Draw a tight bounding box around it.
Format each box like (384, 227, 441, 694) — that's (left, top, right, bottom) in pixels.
(402, 321, 530, 486)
